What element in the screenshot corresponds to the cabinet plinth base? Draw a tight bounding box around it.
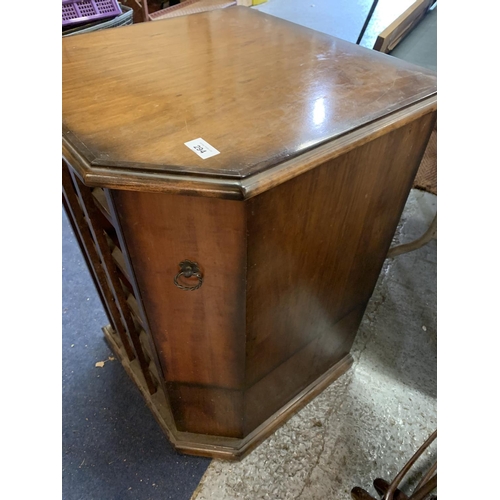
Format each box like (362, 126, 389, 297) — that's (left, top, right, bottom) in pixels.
(103, 324, 353, 460)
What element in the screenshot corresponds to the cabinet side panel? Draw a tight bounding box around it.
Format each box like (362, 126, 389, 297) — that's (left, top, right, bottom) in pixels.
(112, 191, 247, 391)
(244, 112, 436, 397)
(244, 304, 365, 435)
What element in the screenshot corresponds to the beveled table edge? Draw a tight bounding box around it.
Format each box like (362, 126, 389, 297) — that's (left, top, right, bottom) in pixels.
(62, 93, 437, 201)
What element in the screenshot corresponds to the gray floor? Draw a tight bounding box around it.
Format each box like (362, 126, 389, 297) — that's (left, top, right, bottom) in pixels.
(62, 207, 211, 500)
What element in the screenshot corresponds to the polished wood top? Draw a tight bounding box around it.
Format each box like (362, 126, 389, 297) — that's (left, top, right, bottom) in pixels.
(62, 6, 436, 181)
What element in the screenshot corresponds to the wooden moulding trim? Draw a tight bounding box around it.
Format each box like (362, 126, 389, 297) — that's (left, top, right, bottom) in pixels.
(62, 95, 436, 200)
(103, 324, 353, 460)
(373, 0, 433, 53)
(62, 140, 243, 200)
(240, 95, 437, 199)
(104, 188, 177, 421)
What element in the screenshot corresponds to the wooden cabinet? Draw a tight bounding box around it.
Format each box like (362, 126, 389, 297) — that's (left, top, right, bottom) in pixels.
(62, 7, 436, 459)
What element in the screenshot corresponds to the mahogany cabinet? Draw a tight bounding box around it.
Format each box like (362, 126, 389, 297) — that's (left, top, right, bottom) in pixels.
(62, 7, 437, 459)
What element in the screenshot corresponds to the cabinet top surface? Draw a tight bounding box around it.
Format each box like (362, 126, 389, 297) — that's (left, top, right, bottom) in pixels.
(62, 6, 436, 180)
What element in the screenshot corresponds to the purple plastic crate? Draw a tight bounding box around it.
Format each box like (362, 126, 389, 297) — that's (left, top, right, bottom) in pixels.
(62, 0, 122, 27)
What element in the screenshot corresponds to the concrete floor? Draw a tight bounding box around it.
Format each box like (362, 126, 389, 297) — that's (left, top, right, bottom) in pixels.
(192, 189, 437, 500)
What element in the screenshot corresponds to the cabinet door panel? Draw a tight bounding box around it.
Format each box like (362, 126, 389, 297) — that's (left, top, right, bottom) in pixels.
(112, 191, 247, 391)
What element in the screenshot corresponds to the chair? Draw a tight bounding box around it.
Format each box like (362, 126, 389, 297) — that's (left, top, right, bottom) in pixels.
(387, 125, 437, 258)
(351, 430, 437, 500)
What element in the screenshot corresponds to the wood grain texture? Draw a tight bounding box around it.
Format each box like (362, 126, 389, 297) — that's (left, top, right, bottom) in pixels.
(62, 3, 438, 453)
(167, 384, 243, 437)
(239, 96, 437, 200)
(112, 191, 247, 390)
(62, 7, 436, 180)
(244, 112, 436, 390)
(63, 186, 122, 354)
(71, 111, 435, 438)
(70, 171, 158, 394)
(62, 161, 137, 361)
(243, 305, 365, 434)
(63, 95, 436, 200)
(104, 187, 174, 401)
(103, 323, 352, 459)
